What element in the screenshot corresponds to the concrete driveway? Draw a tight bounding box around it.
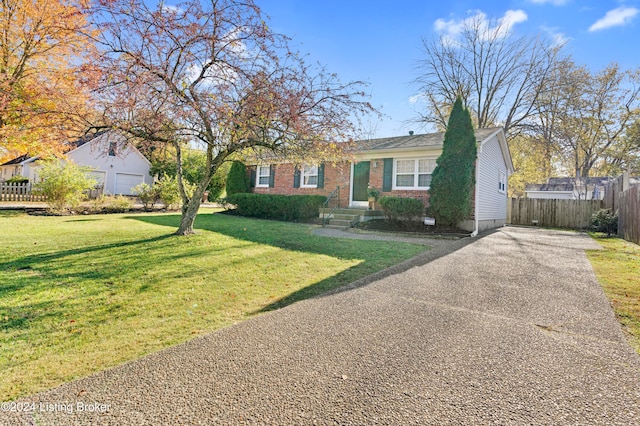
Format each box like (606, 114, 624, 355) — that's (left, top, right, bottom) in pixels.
(4, 226, 639, 425)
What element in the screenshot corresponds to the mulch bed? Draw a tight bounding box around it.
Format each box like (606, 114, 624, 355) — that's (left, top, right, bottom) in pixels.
(354, 219, 470, 236)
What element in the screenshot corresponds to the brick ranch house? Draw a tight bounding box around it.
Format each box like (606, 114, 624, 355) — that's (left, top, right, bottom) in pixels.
(248, 127, 514, 235)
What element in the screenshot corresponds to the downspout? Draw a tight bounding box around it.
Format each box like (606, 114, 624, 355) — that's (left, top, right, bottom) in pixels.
(471, 156, 480, 238)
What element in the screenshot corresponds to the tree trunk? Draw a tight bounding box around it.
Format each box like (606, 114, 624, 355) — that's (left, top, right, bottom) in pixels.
(174, 152, 218, 236)
(176, 195, 202, 235)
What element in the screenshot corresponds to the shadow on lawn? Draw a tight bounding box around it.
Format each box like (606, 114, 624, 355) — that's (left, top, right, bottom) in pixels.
(0, 234, 174, 276)
(130, 212, 477, 314)
(0, 234, 177, 311)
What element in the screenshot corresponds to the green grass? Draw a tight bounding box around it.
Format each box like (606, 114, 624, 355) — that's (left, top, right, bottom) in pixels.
(0, 209, 426, 400)
(587, 234, 640, 354)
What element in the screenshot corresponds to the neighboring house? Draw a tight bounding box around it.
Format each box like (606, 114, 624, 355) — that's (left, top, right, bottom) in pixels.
(0, 154, 38, 182)
(525, 177, 617, 200)
(0, 131, 154, 195)
(249, 127, 514, 234)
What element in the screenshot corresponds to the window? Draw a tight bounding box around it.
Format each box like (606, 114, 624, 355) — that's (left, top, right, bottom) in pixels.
(393, 158, 436, 190)
(499, 171, 507, 194)
(301, 164, 318, 188)
(108, 141, 117, 157)
(256, 165, 270, 187)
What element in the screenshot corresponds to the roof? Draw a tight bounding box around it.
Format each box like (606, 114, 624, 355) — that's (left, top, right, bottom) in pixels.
(1, 154, 32, 166)
(525, 183, 575, 192)
(63, 130, 110, 152)
(354, 127, 503, 152)
(0, 130, 131, 165)
(526, 176, 640, 192)
(546, 177, 614, 186)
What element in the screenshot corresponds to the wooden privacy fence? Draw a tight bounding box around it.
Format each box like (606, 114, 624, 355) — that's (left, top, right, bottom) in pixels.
(509, 198, 604, 229)
(604, 172, 640, 245)
(0, 182, 45, 202)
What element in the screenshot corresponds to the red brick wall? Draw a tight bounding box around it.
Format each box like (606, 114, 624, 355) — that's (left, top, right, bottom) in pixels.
(367, 158, 431, 208)
(249, 159, 484, 212)
(251, 162, 351, 207)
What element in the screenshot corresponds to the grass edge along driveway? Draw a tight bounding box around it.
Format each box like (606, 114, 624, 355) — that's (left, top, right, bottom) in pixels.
(0, 209, 426, 401)
(587, 233, 640, 354)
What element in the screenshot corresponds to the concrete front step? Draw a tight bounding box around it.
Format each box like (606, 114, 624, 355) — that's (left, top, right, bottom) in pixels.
(328, 219, 356, 227)
(319, 208, 384, 219)
(331, 213, 361, 221)
(320, 207, 385, 229)
(324, 224, 351, 230)
(320, 208, 383, 215)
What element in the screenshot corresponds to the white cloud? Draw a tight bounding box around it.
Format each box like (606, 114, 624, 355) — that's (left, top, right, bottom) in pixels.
(161, 4, 183, 14)
(408, 94, 424, 105)
(528, 0, 570, 5)
(541, 26, 571, 47)
(433, 10, 528, 44)
(589, 6, 639, 32)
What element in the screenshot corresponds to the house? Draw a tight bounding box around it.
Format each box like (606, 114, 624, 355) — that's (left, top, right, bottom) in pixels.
(525, 177, 615, 200)
(249, 127, 514, 234)
(0, 131, 154, 195)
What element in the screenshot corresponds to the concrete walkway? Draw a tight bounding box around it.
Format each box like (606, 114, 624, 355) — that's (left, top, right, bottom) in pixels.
(4, 227, 639, 425)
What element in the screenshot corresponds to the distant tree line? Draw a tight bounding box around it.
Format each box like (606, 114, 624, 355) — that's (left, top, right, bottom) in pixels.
(414, 13, 640, 196)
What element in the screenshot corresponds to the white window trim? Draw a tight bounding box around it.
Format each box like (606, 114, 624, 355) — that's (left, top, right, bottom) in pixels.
(499, 171, 507, 194)
(392, 158, 435, 191)
(301, 164, 318, 188)
(256, 165, 270, 188)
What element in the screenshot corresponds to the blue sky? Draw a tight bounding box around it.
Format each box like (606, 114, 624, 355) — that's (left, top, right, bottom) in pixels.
(256, 0, 640, 138)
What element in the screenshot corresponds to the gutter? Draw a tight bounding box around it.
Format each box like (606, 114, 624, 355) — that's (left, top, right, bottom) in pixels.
(470, 156, 480, 238)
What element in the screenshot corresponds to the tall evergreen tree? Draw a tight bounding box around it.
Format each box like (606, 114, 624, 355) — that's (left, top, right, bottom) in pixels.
(226, 161, 250, 196)
(428, 97, 477, 226)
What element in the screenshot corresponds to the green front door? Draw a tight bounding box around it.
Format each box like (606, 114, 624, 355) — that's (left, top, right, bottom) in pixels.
(352, 161, 370, 202)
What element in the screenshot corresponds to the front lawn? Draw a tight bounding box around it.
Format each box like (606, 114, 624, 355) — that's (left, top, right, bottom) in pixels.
(587, 234, 640, 353)
(0, 209, 426, 400)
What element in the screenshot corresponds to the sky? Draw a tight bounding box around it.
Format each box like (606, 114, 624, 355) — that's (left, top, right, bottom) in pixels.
(255, 0, 640, 138)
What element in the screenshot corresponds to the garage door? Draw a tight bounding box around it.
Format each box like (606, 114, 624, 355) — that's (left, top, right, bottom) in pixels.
(114, 173, 144, 195)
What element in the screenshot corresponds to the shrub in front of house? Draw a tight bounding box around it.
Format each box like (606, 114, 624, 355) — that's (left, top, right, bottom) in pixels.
(101, 195, 135, 213)
(5, 176, 29, 183)
(591, 208, 618, 236)
(132, 182, 159, 211)
(225, 161, 250, 196)
(154, 175, 196, 210)
(378, 196, 424, 223)
(225, 193, 325, 221)
(34, 160, 97, 213)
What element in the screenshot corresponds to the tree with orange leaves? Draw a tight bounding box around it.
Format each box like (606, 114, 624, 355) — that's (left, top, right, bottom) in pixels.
(0, 0, 95, 162)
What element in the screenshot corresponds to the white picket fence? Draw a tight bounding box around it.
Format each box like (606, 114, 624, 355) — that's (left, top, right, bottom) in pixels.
(0, 182, 104, 202)
(0, 182, 45, 202)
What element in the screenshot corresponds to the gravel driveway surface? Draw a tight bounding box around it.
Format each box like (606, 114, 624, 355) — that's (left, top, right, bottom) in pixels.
(3, 226, 639, 425)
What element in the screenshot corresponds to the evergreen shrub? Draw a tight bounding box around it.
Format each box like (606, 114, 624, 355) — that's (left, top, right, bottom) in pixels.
(225, 193, 325, 221)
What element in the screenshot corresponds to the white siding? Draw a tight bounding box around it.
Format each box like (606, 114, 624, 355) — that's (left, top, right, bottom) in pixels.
(87, 170, 107, 185)
(67, 132, 153, 195)
(476, 135, 509, 220)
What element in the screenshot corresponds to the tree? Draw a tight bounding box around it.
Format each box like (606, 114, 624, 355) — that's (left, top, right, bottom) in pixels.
(150, 149, 229, 201)
(34, 159, 96, 212)
(0, 0, 95, 160)
(507, 134, 550, 197)
(414, 12, 561, 137)
(428, 97, 477, 226)
(90, 0, 374, 235)
(225, 160, 249, 196)
(617, 119, 640, 175)
(531, 61, 640, 179)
